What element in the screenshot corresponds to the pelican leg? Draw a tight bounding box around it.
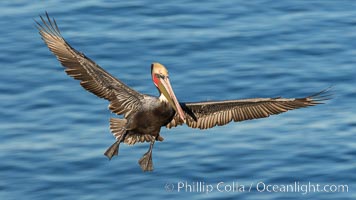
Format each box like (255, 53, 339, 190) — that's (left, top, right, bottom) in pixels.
(104, 130, 127, 160)
(138, 137, 155, 171)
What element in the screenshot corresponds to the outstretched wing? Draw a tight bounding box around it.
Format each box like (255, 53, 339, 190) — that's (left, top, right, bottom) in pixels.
(36, 12, 143, 117)
(167, 89, 331, 129)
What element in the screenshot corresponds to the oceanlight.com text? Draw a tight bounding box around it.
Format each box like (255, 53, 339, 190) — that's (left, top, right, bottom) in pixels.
(164, 181, 349, 195)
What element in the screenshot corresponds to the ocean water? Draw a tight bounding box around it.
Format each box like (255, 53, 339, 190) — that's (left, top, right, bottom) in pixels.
(0, 1, 355, 199)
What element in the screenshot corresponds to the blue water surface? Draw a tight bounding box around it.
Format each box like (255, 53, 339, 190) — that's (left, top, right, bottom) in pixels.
(0, 1, 355, 200)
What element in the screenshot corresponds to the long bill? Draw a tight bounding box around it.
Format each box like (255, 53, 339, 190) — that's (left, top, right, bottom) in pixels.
(158, 77, 186, 122)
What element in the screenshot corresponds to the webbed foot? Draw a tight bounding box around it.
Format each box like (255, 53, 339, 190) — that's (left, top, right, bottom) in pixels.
(104, 140, 120, 160)
(138, 138, 155, 171)
(104, 132, 127, 160)
(138, 150, 153, 171)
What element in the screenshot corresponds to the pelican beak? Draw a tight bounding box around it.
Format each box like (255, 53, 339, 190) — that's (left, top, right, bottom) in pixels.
(158, 76, 186, 122)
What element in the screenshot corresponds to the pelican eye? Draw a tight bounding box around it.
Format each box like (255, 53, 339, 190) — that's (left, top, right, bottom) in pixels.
(155, 74, 166, 79)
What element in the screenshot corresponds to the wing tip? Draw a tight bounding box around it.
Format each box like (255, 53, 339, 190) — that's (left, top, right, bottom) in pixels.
(35, 11, 62, 38)
(307, 86, 334, 103)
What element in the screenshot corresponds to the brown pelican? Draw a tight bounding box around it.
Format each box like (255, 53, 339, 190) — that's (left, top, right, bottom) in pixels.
(36, 13, 330, 171)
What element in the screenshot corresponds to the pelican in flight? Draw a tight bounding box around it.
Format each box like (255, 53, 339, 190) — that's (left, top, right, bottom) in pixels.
(37, 13, 330, 171)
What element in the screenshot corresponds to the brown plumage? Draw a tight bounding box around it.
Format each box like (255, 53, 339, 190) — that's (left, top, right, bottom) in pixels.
(36, 13, 143, 119)
(167, 89, 330, 129)
(37, 12, 331, 172)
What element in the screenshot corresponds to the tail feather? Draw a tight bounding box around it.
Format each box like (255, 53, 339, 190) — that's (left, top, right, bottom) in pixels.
(109, 118, 163, 145)
(110, 118, 127, 140)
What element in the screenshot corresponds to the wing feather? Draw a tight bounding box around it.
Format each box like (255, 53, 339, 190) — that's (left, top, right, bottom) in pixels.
(36, 13, 143, 116)
(167, 88, 331, 129)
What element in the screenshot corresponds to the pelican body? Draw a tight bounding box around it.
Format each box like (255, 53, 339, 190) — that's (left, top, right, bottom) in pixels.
(37, 13, 330, 171)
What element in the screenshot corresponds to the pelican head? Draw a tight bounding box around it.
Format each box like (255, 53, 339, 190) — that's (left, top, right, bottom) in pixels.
(151, 62, 185, 122)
